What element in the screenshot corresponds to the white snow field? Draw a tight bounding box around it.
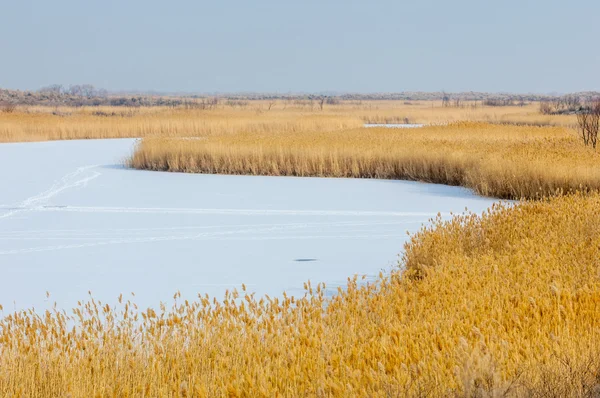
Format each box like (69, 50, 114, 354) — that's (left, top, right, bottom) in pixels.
(0, 139, 497, 312)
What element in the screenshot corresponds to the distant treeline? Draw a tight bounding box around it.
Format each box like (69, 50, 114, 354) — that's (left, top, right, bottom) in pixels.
(1, 85, 599, 108)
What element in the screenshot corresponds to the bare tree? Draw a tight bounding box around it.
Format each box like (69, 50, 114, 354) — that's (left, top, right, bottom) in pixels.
(540, 95, 582, 115)
(577, 100, 600, 149)
(38, 84, 64, 95)
(95, 88, 108, 98)
(65, 84, 96, 98)
(484, 98, 515, 107)
(319, 97, 325, 111)
(442, 92, 450, 107)
(563, 95, 581, 110)
(0, 101, 17, 113)
(80, 85, 96, 98)
(67, 85, 82, 96)
(197, 97, 219, 110)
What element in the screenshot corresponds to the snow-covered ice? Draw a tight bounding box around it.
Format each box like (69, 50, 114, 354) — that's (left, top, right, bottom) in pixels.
(0, 139, 497, 311)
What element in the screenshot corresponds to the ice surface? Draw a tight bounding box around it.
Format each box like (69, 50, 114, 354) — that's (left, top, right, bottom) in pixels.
(0, 139, 498, 311)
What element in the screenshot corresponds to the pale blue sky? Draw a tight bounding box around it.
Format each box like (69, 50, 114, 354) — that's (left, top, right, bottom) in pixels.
(1, 0, 598, 93)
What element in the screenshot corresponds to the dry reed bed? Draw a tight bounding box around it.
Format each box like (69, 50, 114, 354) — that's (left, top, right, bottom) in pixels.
(2, 194, 600, 396)
(2, 105, 597, 396)
(129, 122, 600, 200)
(0, 101, 575, 144)
(0, 108, 362, 143)
(342, 102, 575, 127)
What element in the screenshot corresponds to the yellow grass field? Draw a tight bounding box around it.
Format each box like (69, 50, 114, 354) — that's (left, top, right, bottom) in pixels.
(2, 193, 600, 397)
(0, 100, 575, 143)
(353, 101, 576, 127)
(2, 100, 599, 397)
(129, 122, 599, 200)
(0, 107, 362, 143)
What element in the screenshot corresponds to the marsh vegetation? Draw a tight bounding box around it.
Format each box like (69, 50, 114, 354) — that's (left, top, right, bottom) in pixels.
(2, 97, 600, 396)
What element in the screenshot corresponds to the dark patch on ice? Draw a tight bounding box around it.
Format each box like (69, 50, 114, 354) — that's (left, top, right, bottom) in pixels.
(294, 258, 317, 262)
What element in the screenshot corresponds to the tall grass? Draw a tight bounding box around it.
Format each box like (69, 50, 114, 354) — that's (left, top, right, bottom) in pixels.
(0, 101, 575, 143)
(129, 122, 600, 200)
(352, 102, 576, 127)
(2, 193, 600, 396)
(0, 108, 362, 143)
(2, 100, 598, 396)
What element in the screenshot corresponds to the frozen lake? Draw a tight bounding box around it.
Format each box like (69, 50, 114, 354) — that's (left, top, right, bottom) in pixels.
(0, 139, 497, 312)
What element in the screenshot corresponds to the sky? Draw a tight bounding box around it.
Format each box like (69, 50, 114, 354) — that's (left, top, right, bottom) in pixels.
(1, 0, 598, 94)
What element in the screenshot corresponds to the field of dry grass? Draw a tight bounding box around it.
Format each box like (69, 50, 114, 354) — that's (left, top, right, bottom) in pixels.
(129, 122, 600, 200)
(355, 101, 577, 127)
(0, 100, 575, 143)
(2, 100, 600, 396)
(2, 193, 600, 397)
(3, 98, 582, 200)
(0, 106, 362, 143)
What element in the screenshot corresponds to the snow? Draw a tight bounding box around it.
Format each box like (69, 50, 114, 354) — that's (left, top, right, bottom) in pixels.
(0, 139, 497, 312)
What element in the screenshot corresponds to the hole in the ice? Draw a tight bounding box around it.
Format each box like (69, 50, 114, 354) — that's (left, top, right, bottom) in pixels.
(294, 258, 317, 262)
